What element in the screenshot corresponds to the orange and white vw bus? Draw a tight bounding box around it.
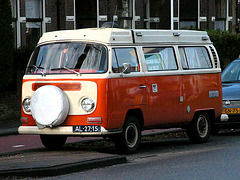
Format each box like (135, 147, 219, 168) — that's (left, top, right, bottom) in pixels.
(19, 28, 222, 153)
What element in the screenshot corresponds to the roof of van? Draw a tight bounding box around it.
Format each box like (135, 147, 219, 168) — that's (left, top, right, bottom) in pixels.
(38, 28, 211, 45)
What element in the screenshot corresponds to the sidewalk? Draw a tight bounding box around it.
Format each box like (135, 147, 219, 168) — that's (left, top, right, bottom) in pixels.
(0, 118, 183, 178)
(0, 149, 127, 178)
(0, 118, 21, 136)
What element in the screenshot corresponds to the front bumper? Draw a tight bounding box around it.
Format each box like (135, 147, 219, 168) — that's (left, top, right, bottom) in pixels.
(18, 126, 122, 136)
(214, 113, 240, 128)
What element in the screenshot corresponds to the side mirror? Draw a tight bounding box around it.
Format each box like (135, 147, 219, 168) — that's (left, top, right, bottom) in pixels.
(122, 63, 131, 74)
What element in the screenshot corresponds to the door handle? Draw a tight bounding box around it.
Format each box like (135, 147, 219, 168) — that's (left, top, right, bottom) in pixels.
(139, 85, 147, 89)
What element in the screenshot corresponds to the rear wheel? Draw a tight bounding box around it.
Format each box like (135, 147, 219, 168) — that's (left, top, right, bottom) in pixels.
(40, 135, 67, 149)
(187, 112, 211, 143)
(113, 116, 141, 154)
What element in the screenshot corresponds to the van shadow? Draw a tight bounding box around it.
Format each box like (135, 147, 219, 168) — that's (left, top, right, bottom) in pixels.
(61, 136, 191, 155)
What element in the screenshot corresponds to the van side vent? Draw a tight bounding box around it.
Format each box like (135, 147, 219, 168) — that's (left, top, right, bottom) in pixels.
(209, 46, 218, 68)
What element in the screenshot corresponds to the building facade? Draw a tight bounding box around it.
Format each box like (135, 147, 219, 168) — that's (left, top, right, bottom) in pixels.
(11, 0, 240, 48)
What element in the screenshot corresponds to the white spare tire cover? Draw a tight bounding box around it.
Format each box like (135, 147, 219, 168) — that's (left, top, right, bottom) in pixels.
(30, 85, 69, 127)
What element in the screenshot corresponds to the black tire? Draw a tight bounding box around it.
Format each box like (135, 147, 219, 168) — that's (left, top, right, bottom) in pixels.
(113, 116, 141, 154)
(40, 135, 67, 149)
(187, 112, 211, 143)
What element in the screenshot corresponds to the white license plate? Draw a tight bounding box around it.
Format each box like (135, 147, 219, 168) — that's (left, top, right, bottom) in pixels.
(73, 125, 101, 132)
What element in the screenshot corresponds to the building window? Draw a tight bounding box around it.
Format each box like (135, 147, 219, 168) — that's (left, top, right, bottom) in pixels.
(25, 0, 42, 47)
(215, 0, 226, 30)
(25, 0, 41, 18)
(11, 0, 17, 47)
(75, 0, 97, 29)
(117, 0, 133, 29)
(180, 0, 198, 29)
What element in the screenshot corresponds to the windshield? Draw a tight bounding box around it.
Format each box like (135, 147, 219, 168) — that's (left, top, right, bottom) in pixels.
(221, 61, 240, 82)
(26, 42, 108, 75)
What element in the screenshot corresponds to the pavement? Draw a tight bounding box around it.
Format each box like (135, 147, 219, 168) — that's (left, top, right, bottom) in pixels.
(0, 118, 21, 136)
(0, 118, 182, 178)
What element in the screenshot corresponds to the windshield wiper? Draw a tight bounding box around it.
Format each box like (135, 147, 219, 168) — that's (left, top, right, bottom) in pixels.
(33, 65, 46, 76)
(51, 67, 81, 76)
(63, 67, 81, 76)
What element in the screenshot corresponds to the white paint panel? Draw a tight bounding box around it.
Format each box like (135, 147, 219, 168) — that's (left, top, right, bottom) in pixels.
(22, 81, 97, 115)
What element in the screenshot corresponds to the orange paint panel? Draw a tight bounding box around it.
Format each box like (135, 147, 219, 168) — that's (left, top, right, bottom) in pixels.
(21, 73, 222, 130)
(144, 75, 184, 126)
(183, 73, 222, 121)
(107, 76, 146, 129)
(32, 83, 81, 91)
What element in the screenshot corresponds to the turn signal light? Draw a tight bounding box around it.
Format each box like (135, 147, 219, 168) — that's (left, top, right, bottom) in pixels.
(20, 117, 29, 123)
(87, 117, 102, 124)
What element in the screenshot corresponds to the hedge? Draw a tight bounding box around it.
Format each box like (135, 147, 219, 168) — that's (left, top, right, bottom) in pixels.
(0, 0, 13, 91)
(208, 30, 240, 69)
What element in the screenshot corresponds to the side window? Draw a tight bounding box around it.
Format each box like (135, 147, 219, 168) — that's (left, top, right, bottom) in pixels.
(112, 48, 140, 73)
(179, 47, 212, 69)
(143, 47, 178, 71)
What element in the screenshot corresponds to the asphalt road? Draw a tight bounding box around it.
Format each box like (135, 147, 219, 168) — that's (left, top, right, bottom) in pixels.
(0, 134, 100, 154)
(38, 130, 240, 180)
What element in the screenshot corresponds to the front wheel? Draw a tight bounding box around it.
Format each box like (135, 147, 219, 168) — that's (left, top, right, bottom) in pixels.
(187, 112, 211, 143)
(40, 135, 67, 149)
(113, 116, 141, 154)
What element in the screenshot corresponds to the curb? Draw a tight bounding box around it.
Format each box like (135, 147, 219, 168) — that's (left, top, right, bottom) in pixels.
(0, 129, 18, 137)
(0, 155, 127, 178)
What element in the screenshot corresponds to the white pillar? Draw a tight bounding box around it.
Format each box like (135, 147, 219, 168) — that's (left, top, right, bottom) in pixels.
(132, 0, 136, 29)
(226, 0, 229, 31)
(42, 0, 46, 34)
(74, 0, 76, 29)
(198, 0, 200, 29)
(97, 0, 99, 28)
(171, 0, 174, 30)
(16, 0, 21, 48)
(178, 0, 180, 30)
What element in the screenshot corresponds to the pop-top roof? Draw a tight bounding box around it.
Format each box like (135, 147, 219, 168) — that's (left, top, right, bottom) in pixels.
(38, 28, 211, 45)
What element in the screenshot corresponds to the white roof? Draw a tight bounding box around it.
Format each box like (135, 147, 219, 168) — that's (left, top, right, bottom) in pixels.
(38, 28, 211, 45)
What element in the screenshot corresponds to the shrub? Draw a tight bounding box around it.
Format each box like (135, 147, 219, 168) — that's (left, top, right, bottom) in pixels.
(0, 0, 13, 91)
(208, 30, 240, 69)
(14, 47, 34, 71)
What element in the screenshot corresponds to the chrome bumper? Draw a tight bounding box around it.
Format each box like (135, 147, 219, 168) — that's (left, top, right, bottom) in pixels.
(18, 126, 122, 136)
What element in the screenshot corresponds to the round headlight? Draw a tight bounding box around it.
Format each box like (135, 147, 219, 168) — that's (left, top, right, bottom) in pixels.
(23, 98, 31, 112)
(81, 98, 95, 112)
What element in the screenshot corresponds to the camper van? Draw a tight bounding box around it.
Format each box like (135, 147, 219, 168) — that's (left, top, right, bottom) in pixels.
(19, 28, 222, 153)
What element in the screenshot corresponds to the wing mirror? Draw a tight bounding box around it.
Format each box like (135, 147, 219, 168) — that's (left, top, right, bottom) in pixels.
(122, 63, 131, 74)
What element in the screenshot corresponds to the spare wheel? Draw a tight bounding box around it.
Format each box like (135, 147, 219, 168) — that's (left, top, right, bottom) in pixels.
(30, 85, 69, 128)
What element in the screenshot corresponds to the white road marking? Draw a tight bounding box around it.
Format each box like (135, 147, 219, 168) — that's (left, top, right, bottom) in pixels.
(12, 145, 25, 148)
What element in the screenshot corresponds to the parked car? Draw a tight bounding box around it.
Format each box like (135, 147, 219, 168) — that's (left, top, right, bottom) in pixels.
(213, 58, 240, 134)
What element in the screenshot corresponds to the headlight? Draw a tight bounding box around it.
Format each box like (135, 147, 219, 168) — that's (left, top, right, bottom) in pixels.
(81, 97, 95, 112)
(23, 98, 31, 112)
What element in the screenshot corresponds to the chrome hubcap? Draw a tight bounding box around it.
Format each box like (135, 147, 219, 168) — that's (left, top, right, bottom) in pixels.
(197, 115, 208, 138)
(125, 123, 138, 148)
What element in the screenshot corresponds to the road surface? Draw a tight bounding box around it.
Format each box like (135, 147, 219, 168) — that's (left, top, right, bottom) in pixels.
(38, 130, 240, 180)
